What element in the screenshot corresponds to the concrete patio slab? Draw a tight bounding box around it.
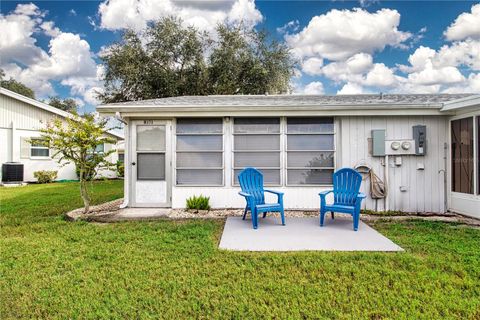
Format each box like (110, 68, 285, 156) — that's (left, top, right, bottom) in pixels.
(219, 215, 404, 251)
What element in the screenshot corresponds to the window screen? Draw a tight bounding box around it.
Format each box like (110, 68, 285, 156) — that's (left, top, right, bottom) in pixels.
(233, 118, 280, 185)
(287, 117, 334, 185)
(451, 117, 474, 194)
(30, 138, 49, 157)
(176, 118, 223, 185)
(136, 125, 166, 181)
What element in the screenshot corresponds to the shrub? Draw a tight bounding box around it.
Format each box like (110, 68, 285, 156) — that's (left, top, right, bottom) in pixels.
(186, 195, 211, 211)
(116, 161, 124, 178)
(33, 170, 58, 183)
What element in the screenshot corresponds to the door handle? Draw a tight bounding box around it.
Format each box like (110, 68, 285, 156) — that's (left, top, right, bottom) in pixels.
(131, 162, 136, 166)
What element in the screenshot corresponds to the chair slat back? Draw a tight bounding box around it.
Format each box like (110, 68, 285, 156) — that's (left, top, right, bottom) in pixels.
(333, 168, 362, 205)
(238, 168, 265, 205)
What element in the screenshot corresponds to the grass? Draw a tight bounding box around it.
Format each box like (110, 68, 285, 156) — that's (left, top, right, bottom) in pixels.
(1, 181, 479, 319)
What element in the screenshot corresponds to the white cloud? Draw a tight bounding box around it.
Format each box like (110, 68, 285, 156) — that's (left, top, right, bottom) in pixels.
(302, 81, 325, 95)
(407, 64, 464, 86)
(321, 53, 373, 83)
(444, 3, 480, 41)
(98, 0, 262, 33)
(363, 63, 398, 87)
(40, 21, 61, 37)
(0, 3, 48, 66)
(285, 8, 411, 61)
(0, 4, 102, 104)
(337, 82, 365, 94)
(276, 20, 299, 34)
(301, 57, 323, 76)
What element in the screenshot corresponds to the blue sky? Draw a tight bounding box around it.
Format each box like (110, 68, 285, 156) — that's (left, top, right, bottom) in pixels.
(1, 1, 479, 112)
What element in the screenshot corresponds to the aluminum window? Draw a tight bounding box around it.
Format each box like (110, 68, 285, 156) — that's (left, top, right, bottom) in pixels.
(286, 117, 334, 185)
(176, 118, 223, 185)
(30, 138, 49, 158)
(233, 118, 281, 185)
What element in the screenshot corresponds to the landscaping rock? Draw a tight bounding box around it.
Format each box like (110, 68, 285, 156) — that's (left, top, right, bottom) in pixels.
(64, 199, 480, 228)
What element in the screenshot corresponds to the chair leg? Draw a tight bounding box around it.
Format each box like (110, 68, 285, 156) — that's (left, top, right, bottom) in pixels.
(353, 212, 360, 231)
(242, 206, 248, 220)
(252, 209, 258, 229)
(280, 208, 285, 226)
(331, 212, 334, 220)
(320, 208, 326, 226)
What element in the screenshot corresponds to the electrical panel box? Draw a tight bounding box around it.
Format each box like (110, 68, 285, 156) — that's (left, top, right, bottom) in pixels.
(371, 129, 386, 156)
(413, 125, 427, 155)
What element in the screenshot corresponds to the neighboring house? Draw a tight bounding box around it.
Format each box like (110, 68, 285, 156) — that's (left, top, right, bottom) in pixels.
(0, 88, 123, 182)
(98, 94, 480, 219)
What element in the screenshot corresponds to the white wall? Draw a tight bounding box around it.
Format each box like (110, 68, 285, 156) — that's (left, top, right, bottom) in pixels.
(165, 116, 449, 212)
(339, 116, 448, 213)
(0, 93, 120, 182)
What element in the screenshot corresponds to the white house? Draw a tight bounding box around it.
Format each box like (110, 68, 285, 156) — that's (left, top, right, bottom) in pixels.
(98, 94, 480, 219)
(0, 88, 123, 183)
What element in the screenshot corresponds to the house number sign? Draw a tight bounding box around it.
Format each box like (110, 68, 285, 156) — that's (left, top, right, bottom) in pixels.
(143, 120, 154, 125)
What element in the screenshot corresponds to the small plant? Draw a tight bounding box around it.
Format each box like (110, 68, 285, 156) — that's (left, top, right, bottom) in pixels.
(33, 170, 58, 183)
(186, 195, 211, 211)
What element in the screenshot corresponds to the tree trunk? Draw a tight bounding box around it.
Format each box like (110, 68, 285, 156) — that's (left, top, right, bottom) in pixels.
(79, 169, 91, 213)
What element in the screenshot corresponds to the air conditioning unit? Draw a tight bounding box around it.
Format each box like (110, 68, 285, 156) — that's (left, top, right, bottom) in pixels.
(2, 162, 24, 183)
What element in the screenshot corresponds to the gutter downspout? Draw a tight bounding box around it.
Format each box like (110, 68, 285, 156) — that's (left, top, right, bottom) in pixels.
(115, 112, 129, 209)
(384, 155, 389, 211)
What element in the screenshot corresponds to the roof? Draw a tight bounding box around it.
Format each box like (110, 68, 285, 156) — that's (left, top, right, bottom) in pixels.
(100, 93, 475, 108)
(98, 93, 479, 117)
(1, 87, 77, 119)
(0, 87, 124, 140)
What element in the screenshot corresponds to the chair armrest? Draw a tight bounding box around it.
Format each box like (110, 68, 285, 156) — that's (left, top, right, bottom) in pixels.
(264, 189, 284, 196)
(264, 189, 284, 204)
(239, 191, 252, 198)
(318, 190, 333, 198)
(357, 192, 366, 199)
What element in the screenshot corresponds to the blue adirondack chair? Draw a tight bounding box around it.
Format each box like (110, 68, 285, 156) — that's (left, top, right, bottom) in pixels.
(238, 168, 285, 229)
(319, 168, 366, 231)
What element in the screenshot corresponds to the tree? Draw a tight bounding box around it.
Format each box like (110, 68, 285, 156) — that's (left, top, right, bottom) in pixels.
(208, 25, 294, 95)
(0, 69, 35, 99)
(40, 114, 116, 213)
(99, 18, 208, 103)
(99, 18, 295, 103)
(49, 96, 78, 112)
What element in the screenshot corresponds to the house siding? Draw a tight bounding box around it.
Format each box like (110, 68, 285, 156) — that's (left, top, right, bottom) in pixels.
(166, 116, 448, 213)
(0, 92, 120, 182)
(339, 116, 448, 213)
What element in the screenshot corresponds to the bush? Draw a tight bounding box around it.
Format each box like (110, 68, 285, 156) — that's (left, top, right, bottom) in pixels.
(33, 170, 58, 183)
(186, 195, 210, 211)
(116, 161, 124, 178)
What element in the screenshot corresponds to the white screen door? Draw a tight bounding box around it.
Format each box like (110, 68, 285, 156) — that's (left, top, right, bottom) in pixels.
(132, 120, 171, 207)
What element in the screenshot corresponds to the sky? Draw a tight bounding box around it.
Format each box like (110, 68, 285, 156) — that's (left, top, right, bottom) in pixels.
(1, 0, 480, 113)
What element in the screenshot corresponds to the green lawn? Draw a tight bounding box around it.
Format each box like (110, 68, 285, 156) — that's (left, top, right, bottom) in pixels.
(1, 181, 479, 319)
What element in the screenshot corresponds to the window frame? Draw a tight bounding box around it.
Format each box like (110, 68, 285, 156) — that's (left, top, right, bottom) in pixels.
(174, 118, 225, 186)
(232, 117, 282, 186)
(450, 116, 475, 195)
(30, 138, 50, 159)
(285, 117, 336, 186)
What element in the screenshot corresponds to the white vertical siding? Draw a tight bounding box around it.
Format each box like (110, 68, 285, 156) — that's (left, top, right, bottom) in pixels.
(1, 93, 120, 182)
(166, 115, 449, 212)
(0, 94, 62, 130)
(339, 116, 447, 213)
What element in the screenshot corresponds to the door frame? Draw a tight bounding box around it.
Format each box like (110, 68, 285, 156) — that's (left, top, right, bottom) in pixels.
(130, 119, 172, 207)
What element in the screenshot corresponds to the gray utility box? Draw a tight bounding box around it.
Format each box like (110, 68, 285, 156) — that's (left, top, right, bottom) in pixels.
(371, 129, 386, 156)
(413, 125, 427, 155)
